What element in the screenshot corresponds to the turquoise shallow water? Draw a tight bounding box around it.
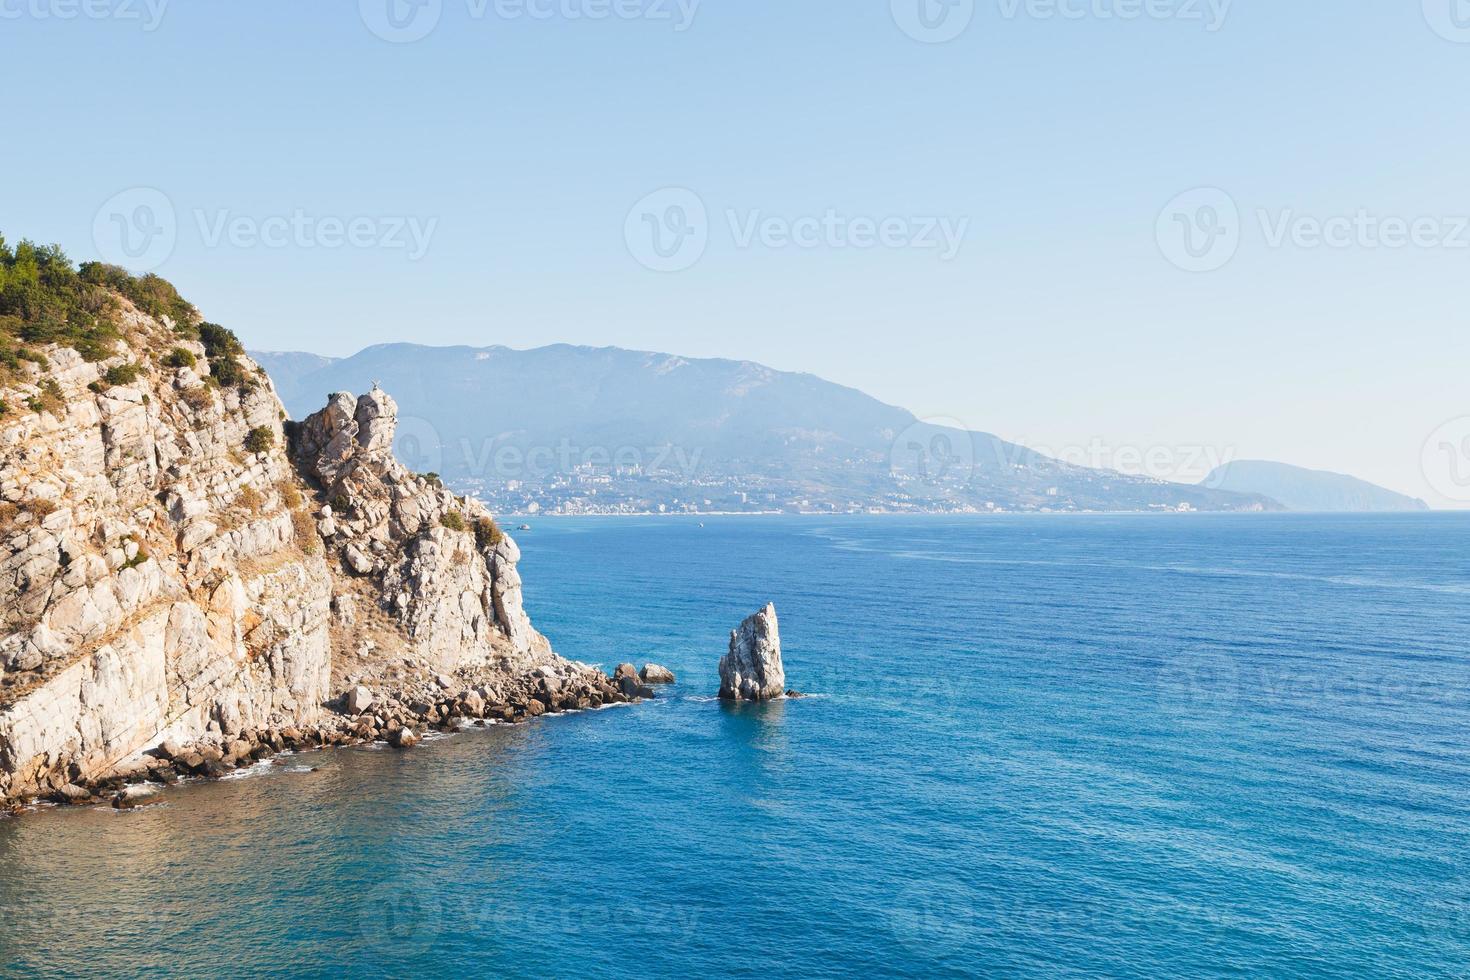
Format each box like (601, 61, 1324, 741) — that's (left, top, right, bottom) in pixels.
(2, 514, 1469, 978)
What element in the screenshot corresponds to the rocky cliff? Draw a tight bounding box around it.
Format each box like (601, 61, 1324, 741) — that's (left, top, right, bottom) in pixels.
(0, 303, 333, 802)
(288, 386, 560, 689)
(0, 251, 623, 807)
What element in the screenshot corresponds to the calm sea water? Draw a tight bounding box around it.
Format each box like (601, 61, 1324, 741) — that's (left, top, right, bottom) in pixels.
(2, 515, 1469, 978)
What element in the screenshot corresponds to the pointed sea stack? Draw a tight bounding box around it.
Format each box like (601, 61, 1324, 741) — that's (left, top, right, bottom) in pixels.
(719, 603, 786, 701)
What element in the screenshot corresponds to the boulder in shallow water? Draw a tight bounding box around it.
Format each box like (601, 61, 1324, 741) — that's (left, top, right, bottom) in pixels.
(618, 675, 655, 699)
(719, 603, 786, 701)
(640, 664, 676, 684)
(55, 783, 93, 805)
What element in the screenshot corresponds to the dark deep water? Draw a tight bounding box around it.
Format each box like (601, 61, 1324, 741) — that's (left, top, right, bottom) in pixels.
(2, 514, 1469, 978)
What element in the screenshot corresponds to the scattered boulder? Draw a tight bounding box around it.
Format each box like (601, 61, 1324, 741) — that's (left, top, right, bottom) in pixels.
(388, 727, 419, 749)
(618, 674, 655, 700)
(55, 783, 93, 805)
(613, 663, 639, 683)
(719, 603, 786, 701)
(345, 686, 374, 714)
(640, 663, 676, 684)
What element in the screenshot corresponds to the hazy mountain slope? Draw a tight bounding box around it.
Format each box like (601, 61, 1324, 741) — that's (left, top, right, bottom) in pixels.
(257, 342, 1278, 514)
(268, 344, 909, 459)
(251, 350, 340, 395)
(1203, 461, 1428, 513)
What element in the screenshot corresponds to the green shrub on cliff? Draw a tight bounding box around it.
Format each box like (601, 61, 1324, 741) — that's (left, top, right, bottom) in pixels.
(103, 362, 142, 387)
(245, 426, 276, 454)
(474, 517, 504, 550)
(163, 347, 196, 369)
(27, 379, 63, 416)
(198, 321, 254, 391)
(0, 235, 199, 374)
(441, 511, 467, 532)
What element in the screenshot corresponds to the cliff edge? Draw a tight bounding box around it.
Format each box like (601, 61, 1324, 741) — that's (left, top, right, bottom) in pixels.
(0, 240, 622, 806)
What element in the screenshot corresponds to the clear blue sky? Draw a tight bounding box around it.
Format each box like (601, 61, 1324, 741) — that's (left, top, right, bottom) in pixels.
(4, 2, 1468, 505)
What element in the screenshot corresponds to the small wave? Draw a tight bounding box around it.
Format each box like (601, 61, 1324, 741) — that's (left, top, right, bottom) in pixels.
(219, 759, 276, 781)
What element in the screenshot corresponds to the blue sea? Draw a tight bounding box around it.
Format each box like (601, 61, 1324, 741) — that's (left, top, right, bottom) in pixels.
(2, 515, 1469, 978)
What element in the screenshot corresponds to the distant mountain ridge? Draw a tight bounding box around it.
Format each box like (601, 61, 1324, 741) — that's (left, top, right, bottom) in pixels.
(254, 343, 1279, 515)
(1203, 460, 1428, 513)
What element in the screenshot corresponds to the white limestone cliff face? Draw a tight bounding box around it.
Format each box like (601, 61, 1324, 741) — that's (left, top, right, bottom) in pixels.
(0, 303, 574, 804)
(719, 603, 786, 701)
(288, 388, 548, 684)
(0, 325, 332, 801)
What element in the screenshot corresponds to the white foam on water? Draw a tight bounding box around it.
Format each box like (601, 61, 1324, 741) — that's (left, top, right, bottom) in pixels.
(219, 759, 276, 781)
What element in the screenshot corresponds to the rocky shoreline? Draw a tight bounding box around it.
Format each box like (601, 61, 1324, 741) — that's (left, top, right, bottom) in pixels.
(1, 660, 656, 815)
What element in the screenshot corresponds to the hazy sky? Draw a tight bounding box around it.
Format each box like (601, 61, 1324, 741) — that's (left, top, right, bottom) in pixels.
(4, 2, 1468, 505)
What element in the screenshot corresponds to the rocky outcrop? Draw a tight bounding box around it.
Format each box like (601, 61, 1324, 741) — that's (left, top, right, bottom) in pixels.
(288, 387, 544, 681)
(718, 603, 786, 701)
